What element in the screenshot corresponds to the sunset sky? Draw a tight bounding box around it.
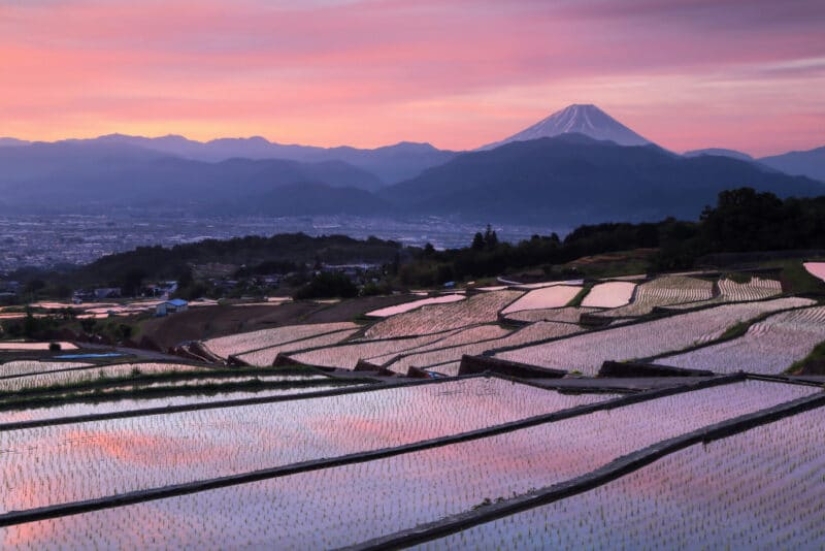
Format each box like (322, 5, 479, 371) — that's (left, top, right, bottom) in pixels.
(1, 0, 823, 156)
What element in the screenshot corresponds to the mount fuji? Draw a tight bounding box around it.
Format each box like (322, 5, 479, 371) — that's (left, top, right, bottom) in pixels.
(479, 104, 652, 150)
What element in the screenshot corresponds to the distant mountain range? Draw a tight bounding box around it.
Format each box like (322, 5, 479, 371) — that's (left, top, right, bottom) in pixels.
(0, 134, 456, 185)
(379, 134, 823, 224)
(683, 148, 755, 162)
(0, 104, 823, 224)
(758, 146, 825, 183)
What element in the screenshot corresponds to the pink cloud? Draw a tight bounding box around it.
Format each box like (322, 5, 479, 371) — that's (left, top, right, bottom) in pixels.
(0, 0, 822, 154)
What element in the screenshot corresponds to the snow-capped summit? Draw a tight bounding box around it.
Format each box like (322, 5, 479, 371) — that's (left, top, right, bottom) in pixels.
(480, 104, 652, 150)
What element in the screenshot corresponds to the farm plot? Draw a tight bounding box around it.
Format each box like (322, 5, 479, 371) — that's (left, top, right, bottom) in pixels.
(364, 290, 523, 339)
(202, 322, 359, 358)
(0, 360, 92, 378)
(655, 306, 825, 374)
(803, 261, 825, 282)
(500, 285, 582, 315)
(418, 400, 825, 550)
(384, 322, 587, 376)
(597, 275, 714, 317)
(286, 329, 469, 370)
(365, 294, 465, 318)
(0, 382, 359, 425)
(0, 377, 611, 513)
(505, 306, 600, 324)
(0, 362, 208, 393)
(367, 325, 512, 368)
(235, 328, 360, 367)
(495, 297, 815, 375)
(718, 276, 782, 301)
(666, 276, 783, 311)
(581, 281, 636, 308)
(2, 380, 815, 549)
(0, 341, 77, 351)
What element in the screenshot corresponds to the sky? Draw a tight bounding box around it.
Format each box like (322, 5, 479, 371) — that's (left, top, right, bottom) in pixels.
(1, 0, 823, 156)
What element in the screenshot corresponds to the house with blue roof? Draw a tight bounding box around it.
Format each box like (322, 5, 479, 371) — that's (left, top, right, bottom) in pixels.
(155, 298, 189, 317)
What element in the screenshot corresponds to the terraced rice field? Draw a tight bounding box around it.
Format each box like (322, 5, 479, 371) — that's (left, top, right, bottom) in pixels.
(666, 276, 783, 310)
(235, 328, 360, 367)
(364, 290, 523, 339)
(597, 275, 714, 317)
(581, 281, 636, 308)
(0, 360, 93, 378)
(365, 294, 465, 317)
(0, 362, 208, 392)
(0, 341, 78, 351)
(385, 321, 587, 376)
(494, 298, 815, 375)
(1, 268, 822, 549)
(500, 285, 582, 314)
(655, 306, 825, 374)
(2, 380, 815, 549)
(368, 325, 511, 367)
(286, 329, 469, 369)
(504, 306, 600, 323)
(419, 400, 825, 550)
(0, 378, 354, 425)
(202, 322, 359, 358)
(0, 377, 610, 514)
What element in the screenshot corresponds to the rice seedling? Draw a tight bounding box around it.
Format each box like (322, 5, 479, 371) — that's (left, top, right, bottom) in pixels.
(365, 290, 523, 339)
(236, 328, 360, 367)
(596, 275, 713, 318)
(1, 380, 813, 549)
(0, 361, 93, 379)
(384, 322, 586, 375)
(202, 322, 359, 358)
(0, 377, 607, 513)
(504, 306, 600, 324)
(0, 363, 207, 393)
(495, 298, 815, 375)
(419, 400, 825, 550)
(655, 305, 825, 374)
(0, 381, 357, 426)
(666, 276, 783, 310)
(287, 330, 467, 369)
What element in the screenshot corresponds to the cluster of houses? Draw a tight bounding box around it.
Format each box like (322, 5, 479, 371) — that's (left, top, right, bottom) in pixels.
(67, 281, 189, 317)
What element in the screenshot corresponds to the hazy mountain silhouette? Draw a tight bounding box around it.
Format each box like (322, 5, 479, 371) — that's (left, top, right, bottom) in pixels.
(73, 134, 457, 184)
(381, 134, 824, 224)
(0, 141, 386, 214)
(683, 148, 754, 162)
(759, 146, 825, 183)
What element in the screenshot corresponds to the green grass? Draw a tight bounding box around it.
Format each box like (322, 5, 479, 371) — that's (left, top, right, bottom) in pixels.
(786, 340, 825, 376)
(769, 260, 825, 296)
(566, 284, 594, 308)
(724, 271, 752, 284)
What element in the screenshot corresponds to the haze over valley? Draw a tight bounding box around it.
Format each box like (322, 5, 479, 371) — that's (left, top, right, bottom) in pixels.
(1, 103, 824, 270)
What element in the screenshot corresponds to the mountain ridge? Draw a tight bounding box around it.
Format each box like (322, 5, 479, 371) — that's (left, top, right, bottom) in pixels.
(382, 133, 824, 224)
(479, 104, 652, 150)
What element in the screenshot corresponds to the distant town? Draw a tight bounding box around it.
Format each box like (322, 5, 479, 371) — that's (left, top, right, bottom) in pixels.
(0, 213, 557, 273)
